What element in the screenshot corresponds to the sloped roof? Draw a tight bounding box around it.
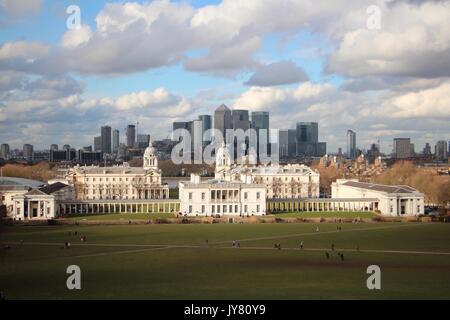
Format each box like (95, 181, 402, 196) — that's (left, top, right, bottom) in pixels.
(38, 182, 69, 195)
(0, 177, 45, 188)
(342, 180, 420, 194)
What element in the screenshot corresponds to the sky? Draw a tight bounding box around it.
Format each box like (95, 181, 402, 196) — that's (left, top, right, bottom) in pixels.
(0, 0, 449, 153)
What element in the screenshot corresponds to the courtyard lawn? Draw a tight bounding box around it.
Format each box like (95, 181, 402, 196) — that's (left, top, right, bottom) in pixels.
(1, 222, 450, 299)
(61, 212, 175, 221)
(272, 211, 376, 218)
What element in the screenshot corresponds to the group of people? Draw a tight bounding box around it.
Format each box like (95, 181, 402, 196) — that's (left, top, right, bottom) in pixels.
(63, 231, 87, 249)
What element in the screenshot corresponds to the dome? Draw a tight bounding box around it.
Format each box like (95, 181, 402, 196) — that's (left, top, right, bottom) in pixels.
(144, 142, 156, 156)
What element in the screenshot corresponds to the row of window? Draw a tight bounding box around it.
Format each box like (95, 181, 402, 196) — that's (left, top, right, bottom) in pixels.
(188, 191, 261, 200)
(188, 204, 261, 214)
(84, 177, 159, 183)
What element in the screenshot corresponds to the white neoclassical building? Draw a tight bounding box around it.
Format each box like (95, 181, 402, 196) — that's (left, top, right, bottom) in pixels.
(179, 174, 266, 216)
(214, 143, 320, 199)
(331, 179, 424, 216)
(65, 144, 169, 201)
(11, 182, 74, 220)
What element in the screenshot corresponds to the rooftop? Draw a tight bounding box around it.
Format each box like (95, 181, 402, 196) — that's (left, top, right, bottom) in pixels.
(0, 177, 45, 188)
(341, 180, 420, 194)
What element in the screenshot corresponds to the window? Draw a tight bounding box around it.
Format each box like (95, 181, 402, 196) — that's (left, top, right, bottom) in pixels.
(256, 192, 260, 200)
(201, 192, 205, 200)
(235, 205, 238, 213)
(244, 192, 248, 200)
(217, 206, 220, 213)
(244, 205, 248, 213)
(256, 205, 260, 212)
(189, 205, 192, 213)
(212, 205, 215, 213)
(229, 205, 232, 213)
(189, 192, 192, 200)
(223, 205, 227, 213)
(201, 205, 205, 213)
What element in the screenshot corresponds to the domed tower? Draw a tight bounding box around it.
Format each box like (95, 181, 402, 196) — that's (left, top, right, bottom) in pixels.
(143, 141, 158, 170)
(215, 142, 231, 179)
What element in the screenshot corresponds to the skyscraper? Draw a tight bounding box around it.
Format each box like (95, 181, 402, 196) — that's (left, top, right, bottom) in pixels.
(23, 144, 34, 161)
(50, 144, 58, 151)
(94, 136, 102, 151)
(347, 130, 357, 159)
(137, 134, 151, 149)
(232, 110, 250, 131)
(251, 111, 270, 158)
(287, 129, 297, 157)
(393, 138, 412, 159)
(279, 130, 289, 157)
(296, 122, 318, 156)
(214, 104, 232, 143)
(435, 140, 448, 161)
(113, 129, 120, 153)
(101, 126, 112, 154)
(198, 115, 212, 146)
(0, 144, 10, 160)
(126, 125, 136, 148)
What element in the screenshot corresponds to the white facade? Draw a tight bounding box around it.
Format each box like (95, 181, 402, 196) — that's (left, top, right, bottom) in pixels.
(11, 182, 75, 220)
(214, 143, 320, 199)
(66, 144, 169, 201)
(179, 174, 266, 216)
(331, 179, 424, 216)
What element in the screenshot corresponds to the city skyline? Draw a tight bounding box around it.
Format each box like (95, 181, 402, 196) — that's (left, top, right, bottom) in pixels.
(0, 0, 450, 152)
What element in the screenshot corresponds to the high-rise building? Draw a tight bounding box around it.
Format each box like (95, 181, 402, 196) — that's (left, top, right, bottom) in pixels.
(94, 136, 102, 151)
(393, 138, 411, 159)
(232, 110, 250, 131)
(126, 125, 136, 148)
(50, 144, 58, 151)
(287, 129, 297, 157)
(198, 115, 212, 146)
(423, 143, 432, 155)
(113, 129, 120, 153)
(63, 144, 71, 151)
(279, 130, 289, 157)
(1, 144, 10, 160)
(435, 140, 448, 161)
(346, 130, 357, 159)
(296, 122, 318, 156)
(251, 111, 270, 157)
(23, 144, 34, 161)
(101, 125, 112, 154)
(191, 119, 203, 159)
(137, 134, 151, 149)
(214, 104, 232, 143)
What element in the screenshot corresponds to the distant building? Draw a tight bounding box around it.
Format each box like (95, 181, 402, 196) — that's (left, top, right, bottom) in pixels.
(0, 144, 10, 160)
(346, 130, 357, 159)
(251, 111, 270, 158)
(50, 144, 58, 151)
(393, 138, 412, 159)
(126, 125, 136, 148)
(137, 134, 151, 149)
(101, 125, 112, 154)
(279, 130, 289, 157)
(435, 140, 448, 161)
(77, 149, 103, 164)
(113, 129, 120, 153)
(287, 129, 297, 157)
(296, 122, 326, 157)
(94, 136, 102, 151)
(23, 144, 34, 161)
(198, 115, 212, 146)
(50, 149, 76, 162)
(214, 104, 233, 143)
(423, 142, 432, 155)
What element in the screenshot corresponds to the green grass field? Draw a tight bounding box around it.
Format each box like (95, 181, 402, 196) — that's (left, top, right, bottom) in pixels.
(272, 211, 376, 218)
(1, 222, 450, 299)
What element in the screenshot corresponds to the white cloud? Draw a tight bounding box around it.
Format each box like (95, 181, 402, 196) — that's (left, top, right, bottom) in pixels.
(60, 25, 93, 49)
(244, 61, 309, 86)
